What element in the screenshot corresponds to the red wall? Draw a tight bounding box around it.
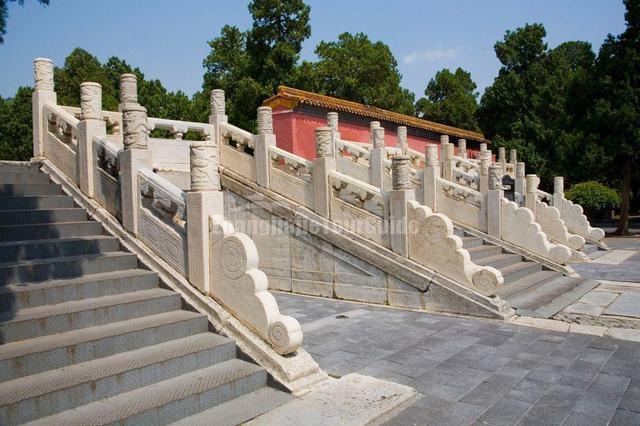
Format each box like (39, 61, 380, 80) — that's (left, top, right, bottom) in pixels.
(272, 107, 477, 160)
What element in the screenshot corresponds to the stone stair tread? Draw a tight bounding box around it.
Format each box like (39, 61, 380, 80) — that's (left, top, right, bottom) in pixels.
(0, 309, 202, 362)
(0, 234, 116, 248)
(523, 279, 600, 319)
(25, 359, 265, 426)
(498, 260, 539, 276)
(0, 268, 155, 296)
(0, 207, 88, 225)
(496, 270, 560, 298)
(473, 253, 520, 267)
(0, 287, 175, 325)
(505, 276, 588, 311)
(0, 183, 62, 196)
(0, 333, 234, 407)
(0, 250, 130, 270)
(170, 387, 293, 426)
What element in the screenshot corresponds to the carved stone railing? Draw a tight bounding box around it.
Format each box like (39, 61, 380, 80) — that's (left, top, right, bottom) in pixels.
(435, 177, 484, 230)
(335, 138, 372, 184)
(561, 198, 606, 242)
(93, 136, 121, 217)
(44, 103, 78, 179)
(269, 146, 314, 209)
(62, 105, 122, 141)
(535, 200, 586, 252)
(148, 117, 213, 141)
(219, 122, 256, 181)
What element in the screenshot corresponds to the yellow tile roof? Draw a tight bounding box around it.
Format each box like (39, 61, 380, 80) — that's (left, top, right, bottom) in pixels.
(263, 86, 490, 143)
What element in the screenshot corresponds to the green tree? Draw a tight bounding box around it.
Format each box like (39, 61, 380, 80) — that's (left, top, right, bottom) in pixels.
(309, 32, 415, 115)
(0, 0, 49, 44)
(588, 0, 640, 234)
(415, 67, 479, 130)
(0, 86, 34, 160)
(202, 0, 311, 129)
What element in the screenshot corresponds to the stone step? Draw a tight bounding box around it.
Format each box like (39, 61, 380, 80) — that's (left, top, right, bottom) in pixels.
(500, 261, 543, 284)
(0, 309, 206, 382)
(0, 172, 50, 184)
(0, 268, 158, 311)
(0, 183, 62, 196)
(170, 387, 293, 426)
(496, 270, 561, 299)
(27, 359, 267, 426)
(0, 251, 137, 284)
(473, 253, 522, 269)
(0, 288, 180, 343)
(453, 228, 465, 238)
(0, 164, 41, 174)
(0, 235, 119, 263)
(0, 221, 103, 242)
(460, 236, 484, 248)
(0, 195, 75, 210)
(582, 243, 599, 256)
(0, 333, 236, 425)
(506, 277, 599, 319)
(0, 208, 88, 225)
(466, 245, 503, 260)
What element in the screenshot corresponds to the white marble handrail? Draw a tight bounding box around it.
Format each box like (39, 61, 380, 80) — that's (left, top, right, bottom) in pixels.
(336, 139, 371, 165)
(269, 146, 313, 178)
(219, 122, 254, 148)
(148, 117, 213, 141)
(454, 157, 480, 173)
(61, 105, 121, 138)
(138, 167, 187, 226)
(94, 135, 120, 158)
(437, 177, 483, 208)
(44, 103, 79, 147)
(537, 189, 553, 203)
(329, 170, 388, 218)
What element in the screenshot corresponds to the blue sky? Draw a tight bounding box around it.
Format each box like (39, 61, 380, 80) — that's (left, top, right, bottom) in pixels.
(0, 0, 627, 99)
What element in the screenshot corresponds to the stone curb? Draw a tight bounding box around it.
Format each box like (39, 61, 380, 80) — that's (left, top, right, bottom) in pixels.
(509, 315, 640, 342)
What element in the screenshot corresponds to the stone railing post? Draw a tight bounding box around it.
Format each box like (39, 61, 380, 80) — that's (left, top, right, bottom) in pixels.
(458, 138, 467, 159)
(389, 155, 414, 256)
(487, 164, 504, 238)
(479, 150, 491, 194)
(498, 147, 507, 173)
(118, 73, 138, 111)
(369, 121, 380, 145)
(312, 127, 335, 218)
(118, 74, 151, 235)
(442, 143, 455, 181)
(479, 143, 488, 159)
(370, 127, 385, 188)
(553, 177, 564, 211)
(525, 174, 540, 214)
(77, 82, 106, 198)
(327, 111, 340, 153)
(397, 126, 408, 154)
(187, 143, 223, 293)
(510, 149, 517, 166)
(208, 89, 228, 146)
(254, 106, 275, 188)
(32, 58, 57, 159)
(515, 162, 526, 197)
(423, 145, 439, 211)
(439, 135, 449, 169)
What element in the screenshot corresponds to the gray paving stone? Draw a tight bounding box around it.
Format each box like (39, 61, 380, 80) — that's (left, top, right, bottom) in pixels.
(475, 397, 531, 426)
(459, 382, 509, 407)
(525, 364, 565, 383)
(610, 408, 640, 426)
(579, 291, 619, 307)
(518, 405, 570, 425)
(504, 379, 550, 404)
(618, 379, 640, 413)
(562, 411, 610, 426)
(605, 293, 640, 317)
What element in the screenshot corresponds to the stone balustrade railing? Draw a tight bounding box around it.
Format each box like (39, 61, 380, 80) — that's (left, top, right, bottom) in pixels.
(31, 58, 302, 357)
(61, 105, 122, 141)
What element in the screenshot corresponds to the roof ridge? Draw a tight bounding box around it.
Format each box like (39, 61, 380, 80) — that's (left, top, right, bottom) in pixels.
(263, 86, 490, 143)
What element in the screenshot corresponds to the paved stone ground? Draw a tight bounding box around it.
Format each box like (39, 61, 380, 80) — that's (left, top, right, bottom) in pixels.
(274, 292, 640, 425)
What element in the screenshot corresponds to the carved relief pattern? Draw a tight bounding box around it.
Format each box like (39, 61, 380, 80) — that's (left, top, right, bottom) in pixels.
(329, 175, 386, 218)
(139, 172, 187, 228)
(425, 146, 438, 167)
(34, 59, 54, 91)
(269, 150, 312, 181)
(120, 74, 138, 104)
(327, 112, 339, 131)
(315, 127, 334, 158)
(488, 165, 503, 190)
(80, 84, 102, 120)
(190, 144, 221, 191)
(123, 107, 150, 149)
(257, 106, 273, 135)
(210, 89, 225, 115)
(391, 156, 412, 190)
(336, 140, 369, 165)
(372, 128, 385, 149)
(440, 182, 482, 208)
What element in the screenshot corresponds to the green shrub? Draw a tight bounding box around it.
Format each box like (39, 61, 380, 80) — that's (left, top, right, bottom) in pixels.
(565, 181, 621, 217)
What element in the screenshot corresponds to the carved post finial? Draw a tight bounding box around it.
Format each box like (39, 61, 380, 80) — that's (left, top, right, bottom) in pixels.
(210, 89, 225, 115)
(510, 149, 517, 164)
(480, 151, 490, 176)
(516, 162, 526, 178)
(369, 121, 380, 144)
(480, 143, 488, 155)
(526, 174, 540, 194)
(392, 155, 412, 190)
(488, 164, 503, 190)
(498, 147, 506, 162)
(327, 112, 339, 132)
(315, 126, 334, 158)
(120, 73, 138, 104)
(444, 143, 454, 160)
(554, 176, 564, 194)
(458, 139, 467, 158)
(440, 135, 449, 145)
(373, 127, 385, 149)
(397, 126, 407, 153)
(34, 58, 54, 91)
(257, 106, 273, 135)
(425, 145, 438, 167)
(190, 143, 221, 191)
(123, 104, 149, 150)
(80, 82, 102, 120)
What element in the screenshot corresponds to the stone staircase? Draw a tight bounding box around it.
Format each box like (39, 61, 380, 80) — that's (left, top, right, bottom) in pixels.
(0, 163, 291, 425)
(454, 228, 599, 318)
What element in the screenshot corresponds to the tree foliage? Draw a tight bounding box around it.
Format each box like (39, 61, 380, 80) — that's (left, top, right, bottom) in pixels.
(0, 86, 33, 160)
(565, 181, 620, 218)
(415, 67, 479, 130)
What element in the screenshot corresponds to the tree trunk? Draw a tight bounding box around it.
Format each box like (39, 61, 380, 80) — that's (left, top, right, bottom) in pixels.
(615, 157, 631, 235)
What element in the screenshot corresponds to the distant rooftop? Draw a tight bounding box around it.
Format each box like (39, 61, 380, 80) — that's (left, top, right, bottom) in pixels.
(263, 86, 490, 144)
